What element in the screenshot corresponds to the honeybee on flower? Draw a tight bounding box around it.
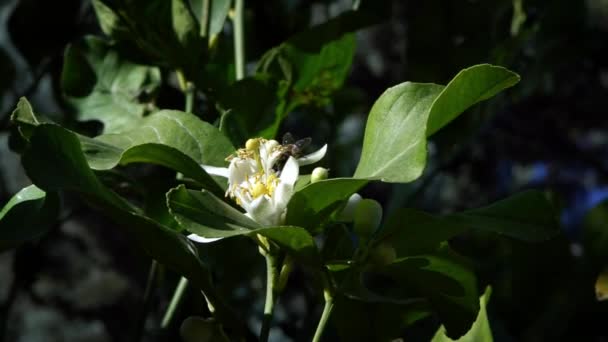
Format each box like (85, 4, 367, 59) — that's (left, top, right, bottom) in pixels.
(188, 135, 327, 243)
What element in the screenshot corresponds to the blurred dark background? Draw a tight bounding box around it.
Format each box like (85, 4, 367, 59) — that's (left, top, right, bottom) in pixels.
(1, 0, 608, 341)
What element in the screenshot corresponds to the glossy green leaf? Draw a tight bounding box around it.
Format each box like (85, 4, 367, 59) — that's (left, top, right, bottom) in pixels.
(355, 64, 519, 183)
(379, 191, 559, 257)
(425, 64, 520, 136)
(0, 185, 59, 253)
(167, 186, 322, 266)
(286, 178, 368, 231)
(20, 124, 245, 334)
(167, 185, 259, 239)
(381, 252, 479, 339)
(255, 226, 321, 267)
(432, 287, 493, 342)
(12, 99, 233, 192)
(61, 36, 161, 133)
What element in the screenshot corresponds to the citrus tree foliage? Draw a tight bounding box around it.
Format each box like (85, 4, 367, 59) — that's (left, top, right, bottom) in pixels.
(0, 1, 559, 341)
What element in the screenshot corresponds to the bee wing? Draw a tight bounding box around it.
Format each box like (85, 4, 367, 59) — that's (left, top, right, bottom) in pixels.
(282, 132, 295, 145)
(295, 137, 312, 149)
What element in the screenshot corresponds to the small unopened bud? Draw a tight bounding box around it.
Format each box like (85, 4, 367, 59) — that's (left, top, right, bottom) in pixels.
(245, 138, 260, 151)
(338, 193, 362, 222)
(311, 167, 329, 183)
(353, 199, 383, 239)
(369, 242, 396, 266)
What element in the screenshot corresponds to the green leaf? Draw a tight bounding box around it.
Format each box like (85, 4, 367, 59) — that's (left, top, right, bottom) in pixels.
(425, 64, 520, 137)
(432, 286, 493, 342)
(61, 36, 161, 133)
(217, 75, 288, 144)
(254, 10, 375, 138)
(189, 0, 231, 38)
(0, 185, 59, 253)
(12, 99, 234, 192)
(167, 187, 322, 267)
(332, 295, 430, 341)
(380, 252, 479, 339)
(286, 178, 368, 231)
(379, 191, 559, 257)
(255, 226, 321, 267)
(91, 0, 205, 83)
(20, 124, 245, 334)
(354, 64, 519, 183)
(167, 185, 259, 239)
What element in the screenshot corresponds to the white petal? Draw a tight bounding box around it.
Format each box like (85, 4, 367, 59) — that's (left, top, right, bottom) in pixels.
(273, 182, 294, 212)
(201, 165, 229, 178)
(298, 144, 327, 166)
(280, 157, 299, 186)
(187, 233, 224, 243)
(247, 196, 280, 226)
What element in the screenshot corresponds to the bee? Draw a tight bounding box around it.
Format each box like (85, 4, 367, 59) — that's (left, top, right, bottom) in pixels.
(274, 132, 312, 171)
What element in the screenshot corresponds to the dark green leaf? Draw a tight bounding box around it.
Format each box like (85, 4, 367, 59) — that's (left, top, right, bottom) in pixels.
(91, 0, 205, 82)
(379, 191, 559, 257)
(189, 0, 231, 38)
(218, 75, 288, 144)
(354, 64, 519, 183)
(333, 295, 430, 341)
(167, 185, 259, 239)
(20, 124, 245, 334)
(432, 286, 493, 342)
(254, 10, 376, 138)
(0, 185, 59, 253)
(380, 252, 479, 339)
(61, 36, 161, 133)
(286, 178, 367, 231)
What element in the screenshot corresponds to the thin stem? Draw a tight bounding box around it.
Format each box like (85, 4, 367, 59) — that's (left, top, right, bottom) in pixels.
(199, 0, 210, 38)
(232, 0, 245, 80)
(161, 277, 189, 329)
(312, 295, 335, 342)
(259, 253, 279, 342)
(134, 260, 158, 341)
(185, 84, 194, 113)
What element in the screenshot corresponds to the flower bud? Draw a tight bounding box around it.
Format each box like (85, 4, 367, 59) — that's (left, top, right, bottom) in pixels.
(245, 138, 260, 151)
(338, 193, 362, 222)
(369, 242, 396, 266)
(353, 199, 383, 239)
(311, 167, 329, 183)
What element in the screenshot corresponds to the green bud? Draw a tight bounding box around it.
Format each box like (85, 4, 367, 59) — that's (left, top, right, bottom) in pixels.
(338, 193, 362, 222)
(353, 199, 383, 239)
(369, 242, 396, 266)
(311, 167, 329, 183)
(245, 138, 260, 151)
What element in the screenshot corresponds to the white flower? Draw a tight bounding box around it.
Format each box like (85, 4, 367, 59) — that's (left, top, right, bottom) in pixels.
(188, 138, 327, 243)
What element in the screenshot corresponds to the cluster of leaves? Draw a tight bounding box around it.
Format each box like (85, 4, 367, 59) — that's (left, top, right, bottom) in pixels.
(0, 1, 560, 340)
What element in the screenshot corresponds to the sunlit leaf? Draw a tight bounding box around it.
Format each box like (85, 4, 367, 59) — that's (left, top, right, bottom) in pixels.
(355, 64, 519, 183)
(286, 178, 368, 231)
(61, 36, 161, 133)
